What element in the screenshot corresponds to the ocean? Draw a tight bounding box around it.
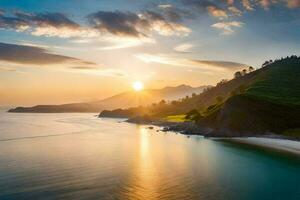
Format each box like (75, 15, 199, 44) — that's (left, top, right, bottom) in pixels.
(0, 110, 299, 200)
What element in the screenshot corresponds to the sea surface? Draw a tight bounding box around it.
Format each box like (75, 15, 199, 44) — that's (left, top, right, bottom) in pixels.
(0, 110, 300, 200)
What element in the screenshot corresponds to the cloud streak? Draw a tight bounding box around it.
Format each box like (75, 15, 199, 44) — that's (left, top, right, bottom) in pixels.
(0, 66, 17, 72)
(0, 42, 96, 67)
(136, 53, 246, 72)
(174, 43, 194, 53)
(0, 42, 129, 77)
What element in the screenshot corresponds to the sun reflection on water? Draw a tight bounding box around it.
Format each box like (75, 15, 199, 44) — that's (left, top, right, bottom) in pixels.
(140, 127, 150, 159)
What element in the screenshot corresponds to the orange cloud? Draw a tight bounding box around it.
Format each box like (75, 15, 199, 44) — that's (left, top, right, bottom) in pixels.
(207, 6, 228, 19)
(242, 0, 255, 10)
(287, 0, 300, 8)
(211, 21, 244, 35)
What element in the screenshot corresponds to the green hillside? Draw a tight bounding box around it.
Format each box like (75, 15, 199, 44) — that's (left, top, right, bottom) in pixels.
(199, 56, 300, 136)
(245, 58, 300, 105)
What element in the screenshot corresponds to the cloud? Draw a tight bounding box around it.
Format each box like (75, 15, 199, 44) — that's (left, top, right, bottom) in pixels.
(228, 6, 243, 16)
(179, 0, 233, 20)
(96, 36, 155, 50)
(0, 11, 97, 38)
(87, 11, 144, 37)
(67, 67, 127, 77)
(158, 4, 173, 9)
(70, 35, 155, 50)
(87, 10, 190, 38)
(0, 8, 192, 41)
(0, 66, 17, 72)
(0, 43, 129, 77)
(211, 21, 243, 35)
(180, 0, 218, 11)
(174, 43, 194, 53)
(157, 4, 194, 23)
(0, 13, 30, 31)
(0, 42, 96, 67)
(242, 0, 255, 10)
(136, 53, 246, 72)
(207, 6, 228, 19)
(241, 0, 290, 11)
(14, 11, 79, 29)
(227, 0, 235, 5)
(192, 60, 246, 69)
(68, 66, 98, 70)
(287, 0, 300, 8)
(259, 0, 271, 9)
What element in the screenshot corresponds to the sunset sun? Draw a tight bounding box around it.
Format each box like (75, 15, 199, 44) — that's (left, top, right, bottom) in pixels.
(132, 81, 144, 91)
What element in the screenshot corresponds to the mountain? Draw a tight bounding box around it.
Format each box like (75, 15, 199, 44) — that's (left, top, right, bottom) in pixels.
(96, 84, 207, 109)
(100, 56, 300, 137)
(8, 85, 208, 113)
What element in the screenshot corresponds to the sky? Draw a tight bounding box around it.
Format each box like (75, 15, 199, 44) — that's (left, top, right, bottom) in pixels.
(0, 0, 299, 106)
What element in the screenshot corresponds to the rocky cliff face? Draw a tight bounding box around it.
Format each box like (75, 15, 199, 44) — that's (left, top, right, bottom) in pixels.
(200, 95, 300, 136)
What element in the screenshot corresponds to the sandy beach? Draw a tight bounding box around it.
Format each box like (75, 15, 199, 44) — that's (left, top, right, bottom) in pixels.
(227, 137, 300, 156)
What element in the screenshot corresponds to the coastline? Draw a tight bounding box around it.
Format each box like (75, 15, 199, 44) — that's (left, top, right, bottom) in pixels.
(141, 122, 300, 156)
(222, 137, 300, 156)
(102, 116, 300, 156)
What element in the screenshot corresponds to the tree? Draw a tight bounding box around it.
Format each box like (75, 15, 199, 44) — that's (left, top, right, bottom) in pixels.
(203, 86, 213, 93)
(216, 79, 228, 87)
(185, 109, 199, 119)
(234, 71, 242, 78)
(248, 66, 254, 72)
(230, 90, 237, 97)
(242, 69, 247, 75)
(185, 109, 203, 122)
(291, 55, 297, 59)
(262, 61, 269, 67)
(159, 99, 166, 105)
(216, 96, 223, 103)
(171, 101, 178, 105)
(238, 85, 246, 94)
(192, 93, 197, 98)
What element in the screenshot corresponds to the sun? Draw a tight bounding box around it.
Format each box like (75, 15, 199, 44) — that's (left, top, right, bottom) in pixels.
(132, 81, 144, 91)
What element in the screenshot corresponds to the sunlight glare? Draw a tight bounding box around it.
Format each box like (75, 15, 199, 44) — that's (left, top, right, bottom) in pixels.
(133, 81, 144, 91)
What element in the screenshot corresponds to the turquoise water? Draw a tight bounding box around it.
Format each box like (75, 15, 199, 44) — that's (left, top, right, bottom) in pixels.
(0, 111, 299, 200)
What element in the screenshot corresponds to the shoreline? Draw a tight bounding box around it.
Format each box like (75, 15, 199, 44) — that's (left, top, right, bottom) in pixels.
(138, 121, 300, 156)
(221, 137, 300, 156)
(105, 116, 300, 156)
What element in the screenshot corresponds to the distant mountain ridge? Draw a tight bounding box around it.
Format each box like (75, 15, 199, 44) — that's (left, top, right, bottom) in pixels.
(8, 84, 208, 113)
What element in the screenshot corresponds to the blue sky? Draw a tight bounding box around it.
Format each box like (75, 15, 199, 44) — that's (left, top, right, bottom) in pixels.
(0, 0, 299, 105)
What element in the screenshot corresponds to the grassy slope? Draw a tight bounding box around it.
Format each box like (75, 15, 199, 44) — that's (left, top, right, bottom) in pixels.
(164, 115, 187, 122)
(245, 61, 300, 105)
(201, 58, 300, 135)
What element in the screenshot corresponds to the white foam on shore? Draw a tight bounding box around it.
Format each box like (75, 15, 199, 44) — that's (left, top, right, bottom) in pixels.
(229, 137, 300, 155)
